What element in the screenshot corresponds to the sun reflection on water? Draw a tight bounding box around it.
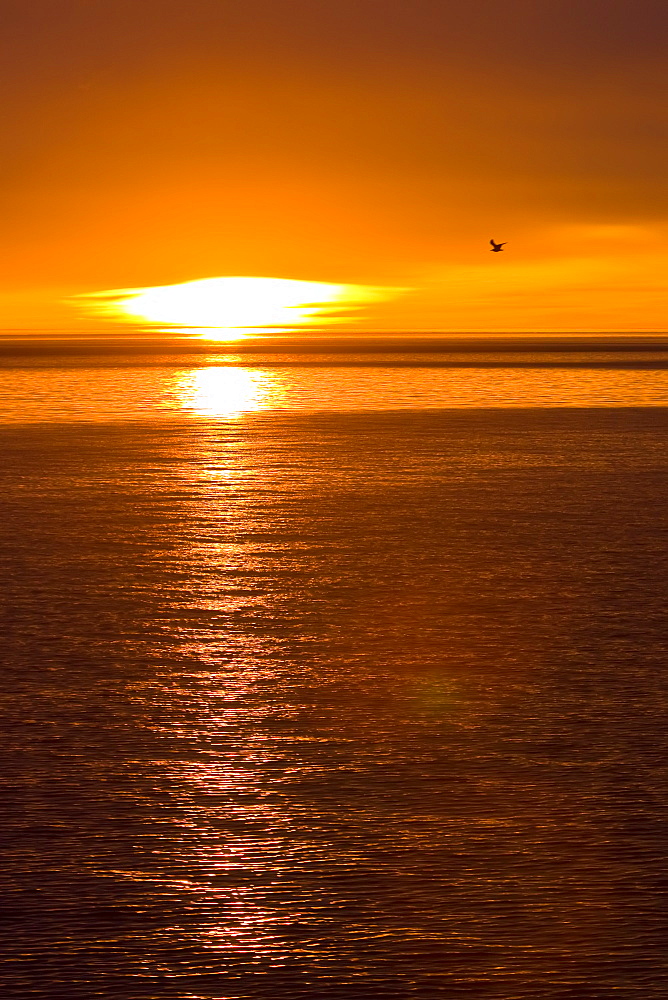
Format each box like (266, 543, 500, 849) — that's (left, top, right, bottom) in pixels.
(171, 366, 281, 417)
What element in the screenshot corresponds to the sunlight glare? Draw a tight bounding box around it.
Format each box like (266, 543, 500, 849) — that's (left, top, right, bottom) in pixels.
(172, 367, 279, 417)
(78, 276, 390, 336)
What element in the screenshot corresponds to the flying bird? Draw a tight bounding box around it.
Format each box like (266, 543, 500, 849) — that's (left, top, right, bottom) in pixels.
(490, 239, 506, 252)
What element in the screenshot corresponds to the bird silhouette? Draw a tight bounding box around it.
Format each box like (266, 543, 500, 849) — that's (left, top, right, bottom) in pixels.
(490, 239, 506, 252)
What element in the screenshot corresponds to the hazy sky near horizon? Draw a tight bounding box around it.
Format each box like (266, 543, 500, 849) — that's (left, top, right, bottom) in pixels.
(1, 0, 666, 332)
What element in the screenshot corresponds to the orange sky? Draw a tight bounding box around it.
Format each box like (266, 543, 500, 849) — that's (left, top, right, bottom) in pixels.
(1, 0, 666, 333)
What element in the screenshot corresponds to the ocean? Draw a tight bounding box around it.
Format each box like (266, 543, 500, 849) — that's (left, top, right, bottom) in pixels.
(2, 336, 668, 999)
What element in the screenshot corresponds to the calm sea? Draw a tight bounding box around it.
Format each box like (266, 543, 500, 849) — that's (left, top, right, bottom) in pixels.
(2, 338, 668, 999)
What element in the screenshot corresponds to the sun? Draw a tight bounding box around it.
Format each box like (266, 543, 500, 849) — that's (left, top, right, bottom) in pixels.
(77, 276, 390, 337)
